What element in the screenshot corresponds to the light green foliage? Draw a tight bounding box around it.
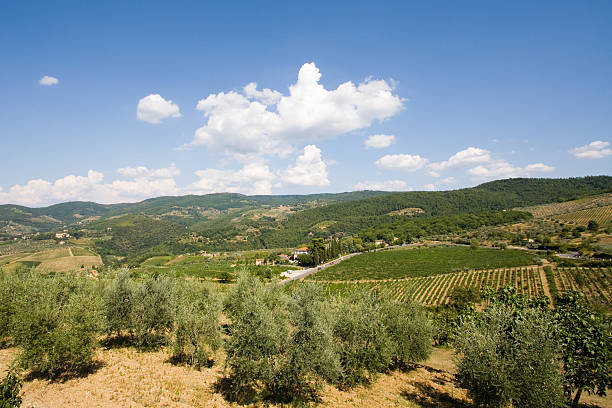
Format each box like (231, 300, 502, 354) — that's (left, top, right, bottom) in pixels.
(131, 276, 175, 348)
(224, 273, 290, 403)
(332, 290, 395, 388)
(10, 274, 103, 378)
(455, 298, 564, 408)
(103, 270, 135, 336)
(171, 280, 222, 369)
(0, 274, 19, 346)
(554, 291, 612, 406)
(269, 283, 341, 401)
(382, 297, 433, 367)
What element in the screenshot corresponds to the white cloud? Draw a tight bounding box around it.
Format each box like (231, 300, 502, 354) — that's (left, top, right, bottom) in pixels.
(187, 62, 403, 157)
(243, 82, 282, 105)
(429, 147, 491, 171)
(187, 162, 275, 195)
(569, 140, 612, 159)
(375, 154, 428, 171)
(440, 177, 456, 184)
(39, 75, 59, 86)
(468, 161, 554, 180)
(423, 184, 435, 191)
(117, 163, 180, 179)
(137, 94, 181, 124)
(0, 166, 180, 206)
(352, 180, 408, 191)
(282, 145, 330, 186)
(364, 134, 396, 149)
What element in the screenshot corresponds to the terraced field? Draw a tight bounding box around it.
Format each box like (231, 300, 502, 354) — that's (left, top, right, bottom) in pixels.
(516, 193, 612, 218)
(316, 267, 547, 306)
(552, 205, 612, 226)
(549, 267, 611, 308)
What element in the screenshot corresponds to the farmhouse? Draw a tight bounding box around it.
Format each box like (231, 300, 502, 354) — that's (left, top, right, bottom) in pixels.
(255, 258, 265, 266)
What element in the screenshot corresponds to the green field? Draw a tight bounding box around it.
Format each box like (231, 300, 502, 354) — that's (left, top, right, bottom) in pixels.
(132, 255, 299, 281)
(307, 246, 540, 281)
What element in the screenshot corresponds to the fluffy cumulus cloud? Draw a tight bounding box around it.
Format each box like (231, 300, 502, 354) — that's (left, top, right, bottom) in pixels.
(364, 134, 396, 149)
(429, 147, 491, 171)
(187, 62, 403, 157)
(0, 165, 180, 206)
(187, 162, 275, 195)
(352, 180, 408, 191)
(375, 154, 428, 171)
(137, 94, 181, 124)
(282, 145, 330, 186)
(423, 184, 435, 191)
(569, 140, 612, 159)
(39, 75, 59, 86)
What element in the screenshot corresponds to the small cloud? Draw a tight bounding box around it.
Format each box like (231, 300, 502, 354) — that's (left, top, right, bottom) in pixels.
(375, 154, 428, 171)
(423, 183, 435, 191)
(137, 94, 181, 124)
(364, 134, 396, 149)
(569, 140, 612, 159)
(352, 180, 408, 191)
(39, 75, 59, 86)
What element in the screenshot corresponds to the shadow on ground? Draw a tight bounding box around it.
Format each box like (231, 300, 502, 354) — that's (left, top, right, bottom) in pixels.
(402, 381, 471, 408)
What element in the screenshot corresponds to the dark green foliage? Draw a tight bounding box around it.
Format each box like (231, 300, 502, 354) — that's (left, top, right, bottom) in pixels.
(310, 246, 539, 281)
(554, 291, 612, 406)
(455, 302, 564, 408)
(93, 215, 188, 259)
(171, 280, 222, 369)
(0, 367, 22, 408)
(0, 274, 18, 347)
(543, 265, 558, 303)
(10, 274, 103, 378)
(587, 220, 599, 232)
(296, 253, 314, 267)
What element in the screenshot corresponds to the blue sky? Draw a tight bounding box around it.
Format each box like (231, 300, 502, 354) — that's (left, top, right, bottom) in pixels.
(1, 1, 611, 206)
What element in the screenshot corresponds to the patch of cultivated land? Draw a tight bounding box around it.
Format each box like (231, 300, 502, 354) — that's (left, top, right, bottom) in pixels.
(552, 204, 612, 226)
(516, 192, 612, 218)
(315, 266, 548, 305)
(0, 247, 103, 273)
(307, 246, 540, 281)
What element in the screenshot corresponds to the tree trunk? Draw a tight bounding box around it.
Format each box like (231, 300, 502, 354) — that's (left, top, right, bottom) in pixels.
(572, 388, 583, 407)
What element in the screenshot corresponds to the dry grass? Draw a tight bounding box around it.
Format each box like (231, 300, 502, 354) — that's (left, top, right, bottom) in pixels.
(35, 255, 102, 273)
(1, 346, 610, 408)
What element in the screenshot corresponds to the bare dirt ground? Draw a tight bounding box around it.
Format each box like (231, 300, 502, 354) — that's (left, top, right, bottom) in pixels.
(1, 346, 610, 407)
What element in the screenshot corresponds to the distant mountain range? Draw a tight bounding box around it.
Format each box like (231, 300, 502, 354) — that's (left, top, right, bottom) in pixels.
(2, 176, 611, 257)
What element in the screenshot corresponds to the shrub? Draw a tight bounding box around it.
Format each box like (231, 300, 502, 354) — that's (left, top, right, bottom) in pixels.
(103, 270, 135, 337)
(0, 274, 19, 347)
(382, 297, 432, 367)
(268, 283, 341, 401)
(131, 276, 175, 348)
(554, 291, 612, 406)
(0, 367, 22, 408)
(171, 280, 222, 369)
(332, 290, 394, 388)
(10, 274, 103, 378)
(224, 273, 289, 403)
(455, 303, 564, 408)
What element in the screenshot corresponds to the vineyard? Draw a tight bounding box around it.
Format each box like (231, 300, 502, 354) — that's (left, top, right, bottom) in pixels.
(552, 204, 612, 226)
(315, 267, 547, 306)
(516, 192, 612, 218)
(307, 246, 540, 281)
(549, 266, 611, 308)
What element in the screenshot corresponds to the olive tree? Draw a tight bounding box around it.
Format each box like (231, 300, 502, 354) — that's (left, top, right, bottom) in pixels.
(171, 280, 222, 369)
(555, 291, 612, 406)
